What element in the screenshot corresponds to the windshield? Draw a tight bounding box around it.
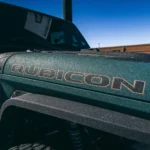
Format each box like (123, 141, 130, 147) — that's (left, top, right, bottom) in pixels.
(0, 3, 90, 51)
(48, 18, 90, 50)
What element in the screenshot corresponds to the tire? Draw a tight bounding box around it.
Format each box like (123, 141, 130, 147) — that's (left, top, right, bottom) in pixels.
(8, 143, 55, 150)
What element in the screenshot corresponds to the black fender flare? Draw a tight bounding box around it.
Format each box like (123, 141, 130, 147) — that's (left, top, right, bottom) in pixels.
(0, 93, 150, 144)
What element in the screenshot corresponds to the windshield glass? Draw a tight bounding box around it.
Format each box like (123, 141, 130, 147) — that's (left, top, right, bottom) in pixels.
(48, 18, 90, 50)
(0, 2, 90, 51)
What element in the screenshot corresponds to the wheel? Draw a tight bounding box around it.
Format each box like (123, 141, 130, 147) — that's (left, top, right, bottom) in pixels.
(8, 143, 55, 150)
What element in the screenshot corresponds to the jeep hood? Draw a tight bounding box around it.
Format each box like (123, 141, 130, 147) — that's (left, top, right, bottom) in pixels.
(0, 51, 150, 114)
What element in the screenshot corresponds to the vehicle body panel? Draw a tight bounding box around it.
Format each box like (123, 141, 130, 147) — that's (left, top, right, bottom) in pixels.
(0, 52, 150, 116)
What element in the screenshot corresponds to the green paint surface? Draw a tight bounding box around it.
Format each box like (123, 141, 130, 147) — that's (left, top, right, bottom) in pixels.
(1, 52, 150, 115)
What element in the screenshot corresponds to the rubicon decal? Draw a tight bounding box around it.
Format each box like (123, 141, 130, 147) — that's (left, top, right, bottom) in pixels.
(11, 64, 146, 95)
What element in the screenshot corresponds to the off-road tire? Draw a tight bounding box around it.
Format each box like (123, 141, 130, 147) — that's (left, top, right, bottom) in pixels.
(8, 143, 55, 150)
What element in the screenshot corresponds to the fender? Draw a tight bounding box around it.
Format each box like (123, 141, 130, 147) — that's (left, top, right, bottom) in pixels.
(0, 93, 150, 144)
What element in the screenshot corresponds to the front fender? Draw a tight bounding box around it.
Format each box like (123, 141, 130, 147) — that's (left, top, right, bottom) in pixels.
(0, 93, 150, 144)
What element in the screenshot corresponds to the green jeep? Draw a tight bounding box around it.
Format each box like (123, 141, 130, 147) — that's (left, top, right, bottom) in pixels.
(0, 2, 150, 150)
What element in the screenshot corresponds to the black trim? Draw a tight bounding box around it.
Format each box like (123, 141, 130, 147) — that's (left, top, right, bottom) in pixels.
(1, 93, 150, 144)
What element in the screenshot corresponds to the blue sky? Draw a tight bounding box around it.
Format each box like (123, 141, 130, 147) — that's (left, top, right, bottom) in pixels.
(0, 0, 150, 48)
